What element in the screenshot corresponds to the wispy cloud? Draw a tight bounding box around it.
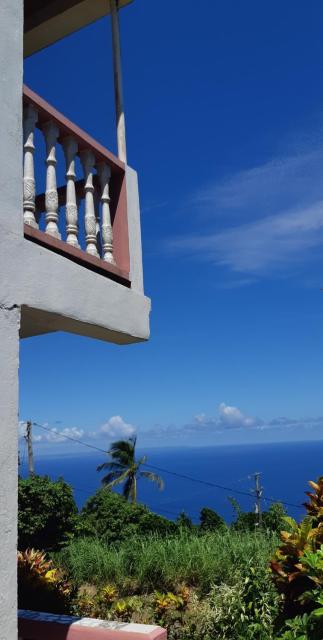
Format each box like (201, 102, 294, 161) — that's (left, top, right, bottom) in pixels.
(169, 146, 323, 278)
(172, 200, 323, 273)
(192, 151, 323, 217)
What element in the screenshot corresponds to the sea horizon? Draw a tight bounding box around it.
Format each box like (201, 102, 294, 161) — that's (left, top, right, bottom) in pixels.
(20, 439, 323, 524)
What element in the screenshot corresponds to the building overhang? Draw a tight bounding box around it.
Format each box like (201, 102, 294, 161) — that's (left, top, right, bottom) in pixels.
(24, 0, 133, 57)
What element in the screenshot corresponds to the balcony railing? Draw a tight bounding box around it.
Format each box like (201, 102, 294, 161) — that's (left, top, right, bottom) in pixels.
(23, 86, 131, 287)
(18, 609, 167, 640)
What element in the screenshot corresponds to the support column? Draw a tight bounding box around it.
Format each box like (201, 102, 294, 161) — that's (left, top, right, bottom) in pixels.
(110, 0, 127, 163)
(0, 306, 20, 640)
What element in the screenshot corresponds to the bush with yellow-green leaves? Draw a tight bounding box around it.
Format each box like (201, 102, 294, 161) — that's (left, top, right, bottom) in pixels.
(18, 548, 75, 614)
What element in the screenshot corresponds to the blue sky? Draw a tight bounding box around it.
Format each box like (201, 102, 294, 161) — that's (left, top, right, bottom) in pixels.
(20, 0, 323, 454)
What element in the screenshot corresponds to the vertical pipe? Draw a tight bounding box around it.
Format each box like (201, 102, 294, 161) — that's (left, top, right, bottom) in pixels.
(110, 0, 127, 163)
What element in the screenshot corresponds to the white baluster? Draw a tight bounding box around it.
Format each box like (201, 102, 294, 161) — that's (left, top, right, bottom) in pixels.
(94, 186, 102, 257)
(23, 104, 38, 228)
(97, 162, 115, 264)
(43, 120, 61, 238)
(80, 150, 99, 257)
(62, 136, 80, 248)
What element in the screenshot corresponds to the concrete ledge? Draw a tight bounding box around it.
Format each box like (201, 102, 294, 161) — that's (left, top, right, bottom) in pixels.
(18, 610, 167, 640)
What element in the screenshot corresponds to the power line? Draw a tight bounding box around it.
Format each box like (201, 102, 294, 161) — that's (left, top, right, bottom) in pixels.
(143, 462, 303, 510)
(33, 422, 108, 454)
(32, 421, 304, 511)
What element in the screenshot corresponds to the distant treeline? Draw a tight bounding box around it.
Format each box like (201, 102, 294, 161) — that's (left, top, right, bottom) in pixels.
(18, 474, 286, 551)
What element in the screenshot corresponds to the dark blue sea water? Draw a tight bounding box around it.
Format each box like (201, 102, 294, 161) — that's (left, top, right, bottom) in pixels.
(20, 441, 323, 524)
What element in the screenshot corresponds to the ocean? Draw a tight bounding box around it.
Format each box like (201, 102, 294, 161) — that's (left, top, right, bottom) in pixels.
(20, 441, 323, 524)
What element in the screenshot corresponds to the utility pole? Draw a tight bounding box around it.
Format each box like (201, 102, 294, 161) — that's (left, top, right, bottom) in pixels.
(25, 421, 35, 477)
(254, 472, 263, 528)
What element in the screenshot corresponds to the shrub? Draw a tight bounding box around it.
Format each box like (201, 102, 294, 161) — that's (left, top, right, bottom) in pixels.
(18, 475, 78, 550)
(78, 488, 177, 543)
(270, 477, 323, 637)
(176, 512, 195, 531)
(18, 549, 74, 614)
(230, 498, 287, 533)
(200, 507, 226, 532)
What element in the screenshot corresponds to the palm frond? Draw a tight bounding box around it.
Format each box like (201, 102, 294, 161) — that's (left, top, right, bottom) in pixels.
(101, 468, 130, 488)
(97, 461, 126, 472)
(100, 469, 124, 484)
(140, 470, 164, 491)
(108, 438, 136, 466)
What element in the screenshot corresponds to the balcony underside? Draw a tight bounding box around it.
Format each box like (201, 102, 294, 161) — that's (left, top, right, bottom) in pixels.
(24, 0, 133, 57)
(19, 234, 150, 344)
(20, 305, 147, 344)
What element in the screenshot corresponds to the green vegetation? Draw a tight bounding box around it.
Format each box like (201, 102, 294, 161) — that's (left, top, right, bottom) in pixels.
(18, 475, 78, 550)
(271, 477, 323, 639)
(78, 488, 177, 544)
(200, 506, 226, 531)
(17, 469, 323, 639)
(56, 529, 277, 594)
(97, 436, 164, 503)
(18, 548, 74, 614)
(230, 497, 287, 532)
(55, 530, 279, 640)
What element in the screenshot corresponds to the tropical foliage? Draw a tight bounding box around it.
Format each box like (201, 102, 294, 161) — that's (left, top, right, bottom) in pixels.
(270, 477, 323, 638)
(78, 488, 177, 544)
(97, 437, 164, 503)
(18, 475, 78, 550)
(200, 507, 226, 531)
(18, 471, 323, 639)
(57, 530, 279, 639)
(18, 548, 74, 614)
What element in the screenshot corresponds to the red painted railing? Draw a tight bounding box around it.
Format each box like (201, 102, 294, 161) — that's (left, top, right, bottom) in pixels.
(23, 86, 131, 287)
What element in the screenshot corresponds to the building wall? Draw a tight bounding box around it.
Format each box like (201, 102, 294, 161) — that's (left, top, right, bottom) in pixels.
(0, 309, 20, 640)
(0, 4, 149, 637)
(0, 1, 23, 638)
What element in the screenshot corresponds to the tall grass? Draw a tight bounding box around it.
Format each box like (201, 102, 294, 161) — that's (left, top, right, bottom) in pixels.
(56, 530, 277, 595)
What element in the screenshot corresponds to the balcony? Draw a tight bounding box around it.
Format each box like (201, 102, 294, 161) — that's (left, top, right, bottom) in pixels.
(18, 85, 150, 344)
(23, 85, 130, 287)
(16, 0, 150, 345)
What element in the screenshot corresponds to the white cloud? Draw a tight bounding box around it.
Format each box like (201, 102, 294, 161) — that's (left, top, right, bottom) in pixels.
(100, 415, 136, 439)
(218, 402, 257, 428)
(194, 413, 207, 424)
(192, 151, 323, 217)
(193, 403, 258, 430)
(31, 426, 85, 444)
(169, 145, 323, 277)
(20, 416, 136, 450)
(172, 200, 323, 274)
(141, 404, 323, 446)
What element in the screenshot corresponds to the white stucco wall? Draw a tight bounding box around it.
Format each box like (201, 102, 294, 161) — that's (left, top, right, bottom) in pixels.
(0, 309, 20, 640)
(0, 3, 149, 635)
(0, 1, 23, 638)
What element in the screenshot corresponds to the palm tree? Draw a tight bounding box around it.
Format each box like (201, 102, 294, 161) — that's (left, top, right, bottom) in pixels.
(97, 436, 164, 504)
